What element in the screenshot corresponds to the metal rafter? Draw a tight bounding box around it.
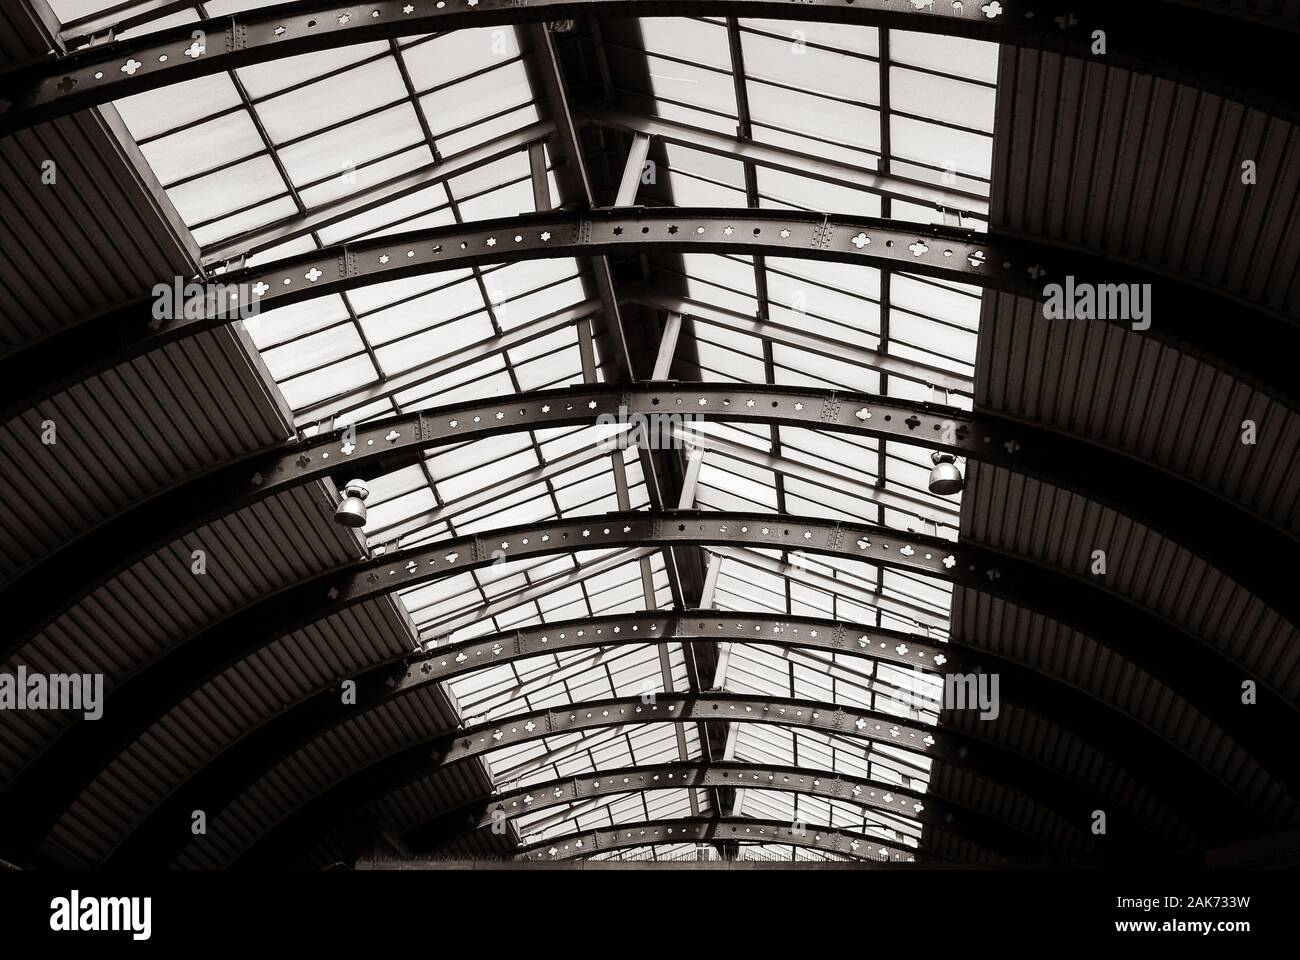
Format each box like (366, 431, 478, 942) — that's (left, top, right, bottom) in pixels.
(6, 208, 1296, 418)
(579, 105, 988, 218)
(511, 817, 924, 864)
(403, 762, 974, 854)
(7, 506, 1292, 862)
(4, 384, 1295, 668)
(105, 610, 1205, 868)
(228, 692, 1097, 868)
(520, 23, 693, 609)
(3, 0, 1295, 134)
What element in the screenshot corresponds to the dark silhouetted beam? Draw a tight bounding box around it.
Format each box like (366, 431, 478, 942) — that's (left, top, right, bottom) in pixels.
(512, 817, 924, 864)
(230, 693, 1095, 868)
(402, 762, 1031, 861)
(4, 209, 1297, 417)
(2, 0, 1294, 134)
(106, 611, 1204, 868)
(5, 384, 1296, 704)
(9, 506, 1290, 868)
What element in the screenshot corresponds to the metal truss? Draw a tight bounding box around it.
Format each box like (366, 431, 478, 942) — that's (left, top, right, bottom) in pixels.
(16, 495, 1290, 865)
(7, 496, 1296, 858)
(1, 0, 1293, 135)
(5, 384, 1296, 676)
(511, 817, 923, 864)
(401, 762, 1025, 860)
(6, 208, 1297, 417)
(104, 611, 1213, 869)
(229, 692, 1091, 868)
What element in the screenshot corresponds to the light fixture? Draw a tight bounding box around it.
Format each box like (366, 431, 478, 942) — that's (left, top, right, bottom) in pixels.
(334, 479, 370, 527)
(927, 452, 964, 495)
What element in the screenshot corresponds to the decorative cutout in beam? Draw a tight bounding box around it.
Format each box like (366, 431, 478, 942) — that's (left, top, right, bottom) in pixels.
(4, 209, 1297, 418)
(5, 385, 1296, 680)
(1, 0, 1293, 134)
(6, 509, 1290, 864)
(107, 611, 1205, 868)
(411, 762, 1006, 857)
(513, 817, 922, 864)
(231, 693, 1091, 868)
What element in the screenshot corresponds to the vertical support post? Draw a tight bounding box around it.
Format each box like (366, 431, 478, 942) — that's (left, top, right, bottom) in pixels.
(529, 141, 551, 212)
(615, 132, 653, 207)
(652, 311, 682, 381)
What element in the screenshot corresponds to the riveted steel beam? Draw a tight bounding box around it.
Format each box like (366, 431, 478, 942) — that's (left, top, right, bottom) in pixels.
(1, 0, 1294, 135)
(5, 384, 1296, 686)
(512, 817, 923, 864)
(104, 610, 1206, 868)
(230, 692, 1095, 868)
(9, 506, 1291, 867)
(4, 209, 1297, 418)
(403, 762, 1027, 861)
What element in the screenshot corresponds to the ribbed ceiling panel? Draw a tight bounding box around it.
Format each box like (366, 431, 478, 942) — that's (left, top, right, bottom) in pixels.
(938, 693, 1195, 847)
(926, 763, 1088, 857)
(961, 461, 1300, 697)
(172, 680, 469, 868)
(0, 482, 364, 783)
(949, 588, 1294, 826)
(975, 294, 1300, 533)
(993, 50, 1300, 318)
(48, 596, 416, 866)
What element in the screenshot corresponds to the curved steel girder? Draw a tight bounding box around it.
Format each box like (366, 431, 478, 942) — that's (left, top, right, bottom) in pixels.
(230, 693, 1093, 869)
(403, 762, 1029, 861)
(6, 383, 1297, 678)
(513, 817, 923, 865)
(3, 209, 1297, 418)
(6, 509, 1292, 856)
(0, 0, 1293, 134)
(105, 611, 1207, 869)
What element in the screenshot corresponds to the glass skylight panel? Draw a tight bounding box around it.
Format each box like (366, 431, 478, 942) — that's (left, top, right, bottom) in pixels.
(67, 0, 1012, 862)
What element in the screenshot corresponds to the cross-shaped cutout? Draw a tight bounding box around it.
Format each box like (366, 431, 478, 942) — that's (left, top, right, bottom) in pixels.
(184, 40, 205, 59)
(908, 240, 929, 257)
(121, 59, 143, 76)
